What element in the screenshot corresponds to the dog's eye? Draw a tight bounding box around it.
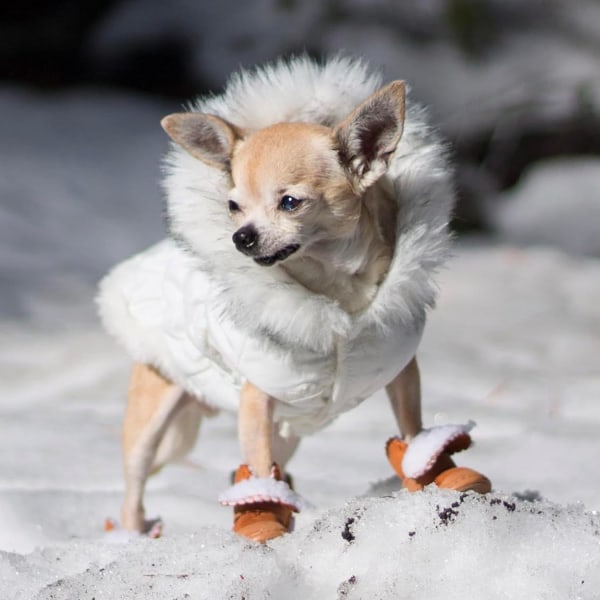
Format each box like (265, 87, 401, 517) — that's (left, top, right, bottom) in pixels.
(279, 195, 303, 211)
(228, 200, 241, 212)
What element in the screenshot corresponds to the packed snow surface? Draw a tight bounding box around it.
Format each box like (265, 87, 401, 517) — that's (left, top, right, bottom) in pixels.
(1, 88, 599, 598)
(4, 492, 599, 600)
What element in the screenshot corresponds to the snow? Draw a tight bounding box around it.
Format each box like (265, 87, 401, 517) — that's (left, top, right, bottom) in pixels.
(492, 158, 600, 257)
(4, 493, 599, 599)
(0, 86, 169, 323)
(1, 87, 600, 598)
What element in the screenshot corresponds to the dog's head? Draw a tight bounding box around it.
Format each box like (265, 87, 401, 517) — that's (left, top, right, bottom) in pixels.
(161, 81, 405, 266)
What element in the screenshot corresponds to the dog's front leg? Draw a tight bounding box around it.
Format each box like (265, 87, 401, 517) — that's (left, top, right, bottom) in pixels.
(238, 381, 275, 477)
(386, 356, 422, 441)
(224, 381, 299, 542)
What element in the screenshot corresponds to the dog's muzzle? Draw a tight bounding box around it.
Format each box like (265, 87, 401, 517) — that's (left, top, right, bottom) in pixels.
(232, 226, 300, 266)
(254, 244, 300, 266)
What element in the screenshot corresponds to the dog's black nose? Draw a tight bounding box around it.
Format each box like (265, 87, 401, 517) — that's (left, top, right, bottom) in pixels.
(232, 225, 259, 254)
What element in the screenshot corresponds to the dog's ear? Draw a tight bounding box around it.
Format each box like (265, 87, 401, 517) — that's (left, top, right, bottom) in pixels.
(161, 113, 242, 171)
(333, 81, 406, 192)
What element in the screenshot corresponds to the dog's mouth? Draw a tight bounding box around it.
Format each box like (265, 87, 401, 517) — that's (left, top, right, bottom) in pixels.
(253, 244, 300, 266)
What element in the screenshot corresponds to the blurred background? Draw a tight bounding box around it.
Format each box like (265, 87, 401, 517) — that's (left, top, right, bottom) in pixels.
(1, 0, 600, 323)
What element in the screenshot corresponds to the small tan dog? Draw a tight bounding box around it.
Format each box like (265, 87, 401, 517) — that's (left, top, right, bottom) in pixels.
(99, 57, 490, 542)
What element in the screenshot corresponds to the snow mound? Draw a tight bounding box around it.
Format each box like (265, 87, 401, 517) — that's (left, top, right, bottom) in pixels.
(493, 158, 600, 257)
(2, 490, 598, 599)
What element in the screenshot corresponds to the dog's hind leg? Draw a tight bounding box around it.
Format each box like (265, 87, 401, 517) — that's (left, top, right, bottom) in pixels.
(120, 362, 204, 533)
(386, 356, 422, 441)
(272, 425, 300, 471)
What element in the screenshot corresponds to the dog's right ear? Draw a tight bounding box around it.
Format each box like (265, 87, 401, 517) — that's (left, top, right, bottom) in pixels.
(161, 113, 242, 171)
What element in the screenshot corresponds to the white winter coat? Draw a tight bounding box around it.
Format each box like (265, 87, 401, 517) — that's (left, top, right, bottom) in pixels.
(97, 56, 454, 436)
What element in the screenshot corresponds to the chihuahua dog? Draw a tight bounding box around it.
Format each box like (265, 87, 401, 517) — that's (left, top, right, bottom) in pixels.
(99, 56, 490, 543)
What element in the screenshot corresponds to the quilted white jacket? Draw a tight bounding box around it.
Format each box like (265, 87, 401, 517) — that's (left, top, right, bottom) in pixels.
(97, 56, 454, 436)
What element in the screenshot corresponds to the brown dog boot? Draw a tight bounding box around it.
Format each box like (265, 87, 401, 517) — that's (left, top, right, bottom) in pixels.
(220, 464, 302, 543)
(386, 422, 491, 494)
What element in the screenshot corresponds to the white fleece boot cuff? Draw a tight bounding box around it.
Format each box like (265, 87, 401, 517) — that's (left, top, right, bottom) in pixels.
(219, 477, 308, 512)
(402, 421, 476, 479)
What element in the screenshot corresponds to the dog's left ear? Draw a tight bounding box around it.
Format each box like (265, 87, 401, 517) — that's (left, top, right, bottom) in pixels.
(334, 81, 406, 192)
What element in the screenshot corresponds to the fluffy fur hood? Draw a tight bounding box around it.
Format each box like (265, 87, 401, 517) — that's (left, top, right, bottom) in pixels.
(161, 55, 454, 356)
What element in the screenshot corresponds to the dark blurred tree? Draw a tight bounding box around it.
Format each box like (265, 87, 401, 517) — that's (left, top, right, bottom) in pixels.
(0, 0, 196, 97)
(0, 0, 121, 86)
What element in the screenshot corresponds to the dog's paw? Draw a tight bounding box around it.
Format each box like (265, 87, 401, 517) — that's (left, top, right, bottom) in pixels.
(386, 422, 492, 494)
(145, 518, 163, 538)
(103, 516, 164, 540)
(104, 516, 119, 533)
(401, 422, 475, 480)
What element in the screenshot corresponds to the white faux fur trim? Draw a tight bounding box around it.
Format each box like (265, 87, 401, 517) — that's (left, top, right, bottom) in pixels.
(218, 477, 306, 512)
(402, 421, 476, 479)
(162, 54, 454, 355)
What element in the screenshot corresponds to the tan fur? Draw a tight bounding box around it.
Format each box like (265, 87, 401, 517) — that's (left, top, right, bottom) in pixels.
(386, 357, 422, 441)
(238, 382, 275, 478)
(232, 123, 341, 201)
(118, 81, 424, 534)
(121, 363, 209, 532)
(280, 180, 397, 314)
(227, 122, 396, 313)
(123, 364, 175, 457)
